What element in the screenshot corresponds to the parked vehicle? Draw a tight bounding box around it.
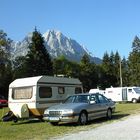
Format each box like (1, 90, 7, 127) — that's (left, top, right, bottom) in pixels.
(89, 88, 105, 95)
(0, 95, 8, 108)
(3, 76, 83, 122)
(105, 87, 140, 103)
(43, 93, 115, 125)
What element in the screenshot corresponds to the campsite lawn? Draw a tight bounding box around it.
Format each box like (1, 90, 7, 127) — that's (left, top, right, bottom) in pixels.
(0, 103, 140, 140)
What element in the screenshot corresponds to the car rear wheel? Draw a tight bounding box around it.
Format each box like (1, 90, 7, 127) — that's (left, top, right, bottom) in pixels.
(78, 111, 88, 125)
(107, 109, 112, 120)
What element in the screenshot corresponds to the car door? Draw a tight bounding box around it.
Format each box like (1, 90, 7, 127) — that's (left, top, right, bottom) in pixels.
(87, 94, 103, 120)
(97, 94, 109, 117)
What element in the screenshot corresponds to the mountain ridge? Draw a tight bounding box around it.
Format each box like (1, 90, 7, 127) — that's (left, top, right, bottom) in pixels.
(10, 30, 102, 64)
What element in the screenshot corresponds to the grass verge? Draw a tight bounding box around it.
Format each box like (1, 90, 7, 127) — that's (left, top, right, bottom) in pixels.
(0, 103, 140, 140)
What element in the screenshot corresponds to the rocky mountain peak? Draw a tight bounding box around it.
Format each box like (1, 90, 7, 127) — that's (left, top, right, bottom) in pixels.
(10, 30, 102, 64)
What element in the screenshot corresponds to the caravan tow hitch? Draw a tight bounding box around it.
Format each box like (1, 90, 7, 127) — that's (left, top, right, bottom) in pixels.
(2, 111, 18, 123)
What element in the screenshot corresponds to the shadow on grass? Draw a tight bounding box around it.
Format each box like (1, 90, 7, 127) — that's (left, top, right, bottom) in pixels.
(89, 113, 129, 125)
(10, 112, 130, 126)
(58, 113, 130, 127)
(11, 119, 45, 125)
(112, 112, 130, 120)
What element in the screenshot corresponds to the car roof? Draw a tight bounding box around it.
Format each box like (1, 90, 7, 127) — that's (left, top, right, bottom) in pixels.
(74, 92, 100, 96)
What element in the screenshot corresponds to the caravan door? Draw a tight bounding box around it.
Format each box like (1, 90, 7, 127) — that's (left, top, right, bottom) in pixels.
(122, 88, 127, 101)
(127, 88, 135, 102)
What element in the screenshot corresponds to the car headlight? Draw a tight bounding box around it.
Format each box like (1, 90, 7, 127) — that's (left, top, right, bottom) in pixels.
(62, 110, 73, 114)
(44, 109, 49, 115)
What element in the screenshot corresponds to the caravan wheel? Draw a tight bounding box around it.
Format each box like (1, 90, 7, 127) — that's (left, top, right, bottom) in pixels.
(132, 98, 137, 103)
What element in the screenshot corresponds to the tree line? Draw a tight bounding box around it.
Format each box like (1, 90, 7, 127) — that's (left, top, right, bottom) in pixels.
(0, 28, 140, 98)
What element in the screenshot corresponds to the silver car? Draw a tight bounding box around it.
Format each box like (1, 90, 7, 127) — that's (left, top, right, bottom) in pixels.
(43, 93, 115, 125)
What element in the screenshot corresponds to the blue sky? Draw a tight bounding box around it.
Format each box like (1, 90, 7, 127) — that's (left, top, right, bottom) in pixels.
(0, 0, 140, 59)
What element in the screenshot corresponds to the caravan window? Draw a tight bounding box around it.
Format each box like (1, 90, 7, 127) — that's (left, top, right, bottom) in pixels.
(58, 87, 65, 94)
(12, 87, 33, 99)
(133, 88, 140, 94)
(128, 89, 132, 93)
(75, 87, 82, 94)
(39, 87, 52, 98)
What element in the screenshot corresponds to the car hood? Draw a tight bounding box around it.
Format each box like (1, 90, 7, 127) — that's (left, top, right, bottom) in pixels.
(47, 103, 87, 111)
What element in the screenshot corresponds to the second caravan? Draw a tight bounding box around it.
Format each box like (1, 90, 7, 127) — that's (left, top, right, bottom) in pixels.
(105, 87, 140, 103)
(7, 76, 83, 121)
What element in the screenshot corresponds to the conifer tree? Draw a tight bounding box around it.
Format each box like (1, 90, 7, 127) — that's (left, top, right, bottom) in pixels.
(0, 30, 12, 97)
(114, 52, 121, 86)
(121, 57, 129, 86)
(24, 28, 53, 76)
(102, 52, 118, 87)
(101, 52, 112, 87)
(79, 54, 98, 92)
(53, 55, 80, 78)
(128, 36, 140, 86)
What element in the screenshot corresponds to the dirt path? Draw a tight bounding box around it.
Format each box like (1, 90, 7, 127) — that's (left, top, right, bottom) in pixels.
(52, 115, 140, 140)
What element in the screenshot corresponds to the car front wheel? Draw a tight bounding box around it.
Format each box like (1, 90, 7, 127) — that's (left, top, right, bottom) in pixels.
(107, 109, 112, 120)
(78, 111, 88, 125)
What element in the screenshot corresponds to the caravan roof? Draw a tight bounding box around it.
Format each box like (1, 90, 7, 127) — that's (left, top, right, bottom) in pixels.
(9, 76, 82, 88)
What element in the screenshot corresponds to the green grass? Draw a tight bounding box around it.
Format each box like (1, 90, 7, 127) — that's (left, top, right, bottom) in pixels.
(0, 103, 140, 140)
(115, 103, 140, 115)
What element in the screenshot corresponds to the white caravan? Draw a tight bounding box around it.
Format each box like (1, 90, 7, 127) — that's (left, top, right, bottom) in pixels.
(8, 76, 83, 120)
(89, 88, 105, 95)
(105, 87, 140, 103)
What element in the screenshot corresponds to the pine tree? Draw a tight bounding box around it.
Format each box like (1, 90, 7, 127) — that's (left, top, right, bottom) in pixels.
(79, 54, 98, 92)
(102, 52, 112, 87)
(132, 36, 140, 52)
(24, 28, 53, 76)
(121, 57, 129, 86)
(128, 36, 140, 86)
(0, 30, 12, 97)
(53, 55, 80, 78)
(101, 52, 118, 88)
(114, 52, 121, 86)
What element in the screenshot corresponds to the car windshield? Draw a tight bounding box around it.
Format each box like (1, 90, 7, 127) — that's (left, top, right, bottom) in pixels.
(64, 95, 90, 103)
(133, 88, 140, 94)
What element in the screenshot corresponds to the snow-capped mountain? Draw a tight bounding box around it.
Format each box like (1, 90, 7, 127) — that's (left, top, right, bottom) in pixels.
(11, 30, 102, 64)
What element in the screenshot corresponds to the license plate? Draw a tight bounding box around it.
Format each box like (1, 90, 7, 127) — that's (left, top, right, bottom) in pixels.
(49, 117, 59, 121)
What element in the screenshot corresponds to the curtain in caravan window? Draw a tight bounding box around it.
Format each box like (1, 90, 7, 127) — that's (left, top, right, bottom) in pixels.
(39, 87, 52, 98)
(58, 87, 65, 94)
(12, 87, 33, 99)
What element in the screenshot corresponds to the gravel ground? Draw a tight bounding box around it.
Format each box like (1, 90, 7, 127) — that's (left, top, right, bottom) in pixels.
(52, 115, 140, 140)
